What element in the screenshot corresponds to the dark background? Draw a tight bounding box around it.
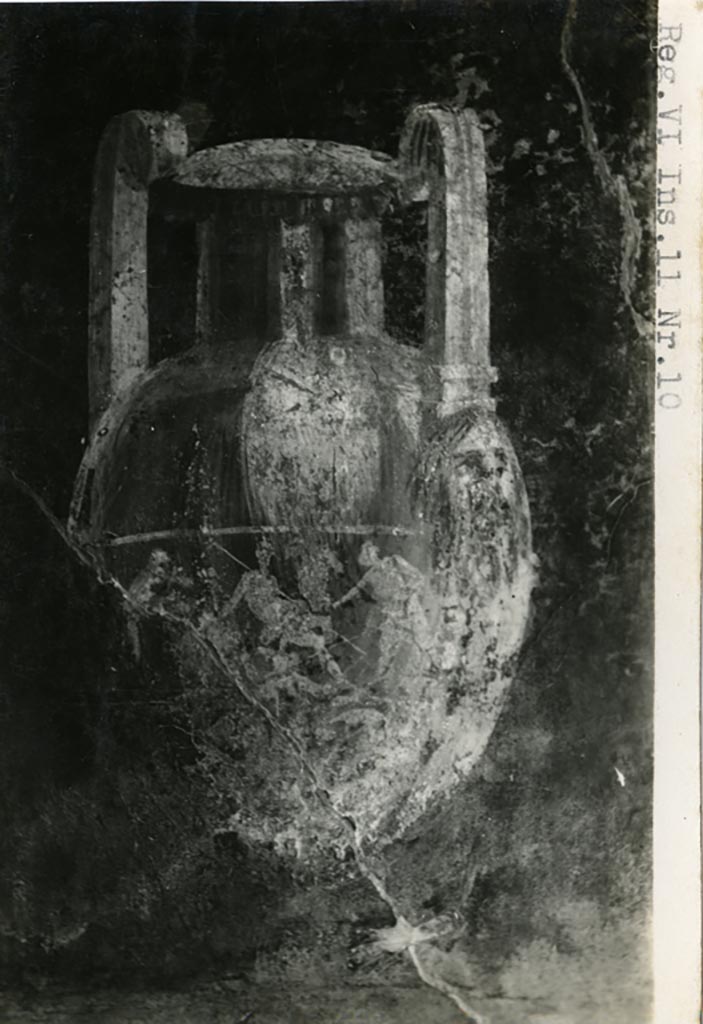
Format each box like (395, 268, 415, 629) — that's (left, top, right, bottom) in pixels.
(0, 2, 654, 1020)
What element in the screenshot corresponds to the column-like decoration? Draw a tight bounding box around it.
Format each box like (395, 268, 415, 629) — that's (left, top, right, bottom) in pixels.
(272, 215, 320, 342)
(195, 216, 216, 345)
(342, 214, 384, 337)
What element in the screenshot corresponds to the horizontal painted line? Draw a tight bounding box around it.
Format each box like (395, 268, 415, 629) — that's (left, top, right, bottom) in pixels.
(104, 524, 417, 547)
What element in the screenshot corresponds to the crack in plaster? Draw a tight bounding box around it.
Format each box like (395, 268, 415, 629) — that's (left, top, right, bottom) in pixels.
(2, 463, 484, 1022)
(560, 0, 651, 341)
(409, 945, 484, 1024)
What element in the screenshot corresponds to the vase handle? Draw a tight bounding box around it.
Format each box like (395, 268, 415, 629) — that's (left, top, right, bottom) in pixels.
(88, 111, 189, 431)
(399, 104, 496, 415)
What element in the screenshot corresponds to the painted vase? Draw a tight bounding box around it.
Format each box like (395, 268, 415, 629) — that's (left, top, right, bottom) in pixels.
(70, 104, 533, 859)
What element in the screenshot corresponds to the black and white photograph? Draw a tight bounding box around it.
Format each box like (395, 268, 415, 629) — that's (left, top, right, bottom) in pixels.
(0, 2, 685, 1022)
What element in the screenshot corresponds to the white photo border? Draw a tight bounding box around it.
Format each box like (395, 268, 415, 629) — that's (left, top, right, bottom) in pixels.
(653, 7, 702, 1023)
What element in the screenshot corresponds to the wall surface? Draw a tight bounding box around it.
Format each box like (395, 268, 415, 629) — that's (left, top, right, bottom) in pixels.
(0, 3, 654, 1022)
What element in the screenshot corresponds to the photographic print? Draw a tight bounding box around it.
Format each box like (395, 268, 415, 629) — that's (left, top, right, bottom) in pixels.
(0, 2, 684, 1022)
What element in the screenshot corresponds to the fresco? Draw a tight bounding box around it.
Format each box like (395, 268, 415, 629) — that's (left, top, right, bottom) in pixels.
(0, 3, 654, 1021)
